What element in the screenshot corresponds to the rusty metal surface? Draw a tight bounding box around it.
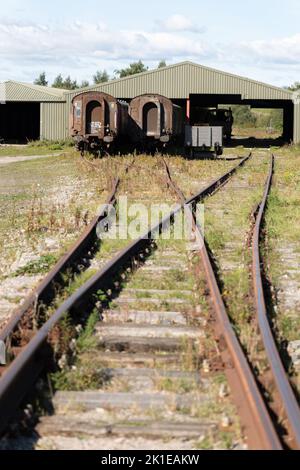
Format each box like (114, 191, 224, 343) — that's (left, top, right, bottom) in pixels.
(162, 156, 282, 450)
(71, 92, 119, 139)
(0, 204, 179, 435)
(252, 155, 300, 449)
(128, 94, 183, 143)
(71, 91, 129, 155)
(189, 206, 281, 450)
(0, 154, 253, 436)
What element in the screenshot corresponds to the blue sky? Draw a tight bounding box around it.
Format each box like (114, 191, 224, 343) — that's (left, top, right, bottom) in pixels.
(1, 0, 300, 87)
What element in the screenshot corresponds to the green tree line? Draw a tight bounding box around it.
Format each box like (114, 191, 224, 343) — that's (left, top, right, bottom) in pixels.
(33, 60, 167, 90)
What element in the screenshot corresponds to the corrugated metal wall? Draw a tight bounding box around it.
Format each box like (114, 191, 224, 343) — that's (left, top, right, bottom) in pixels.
(64, 62, 293, 101)
(294, 103, 300, 144)
(40, 102, 68, 140)
(41, 62, 300, 142)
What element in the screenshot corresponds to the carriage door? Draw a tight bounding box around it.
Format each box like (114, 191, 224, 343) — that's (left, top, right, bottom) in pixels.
(160, 104, 165, 133)
(86, 100, 102, 134)
(143, 102, 159, 136)
(104, 100, 111, 131)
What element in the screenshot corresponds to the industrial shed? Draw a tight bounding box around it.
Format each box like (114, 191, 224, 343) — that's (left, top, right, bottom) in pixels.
(1, 62, 300, 144)
(0, 81, 66, 143)
(62, 62, 300, 144)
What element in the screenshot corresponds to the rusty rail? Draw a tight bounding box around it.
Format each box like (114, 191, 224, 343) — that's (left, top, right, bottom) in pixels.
(0, 157, 137, 343)
(0, 154, 250, 436)
(162, 156, 282, 450)
(252, 155, 300, 449)
(0, 180, 119, 343)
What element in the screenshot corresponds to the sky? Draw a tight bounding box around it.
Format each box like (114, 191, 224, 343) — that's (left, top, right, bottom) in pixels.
(1, 0, 300, 87)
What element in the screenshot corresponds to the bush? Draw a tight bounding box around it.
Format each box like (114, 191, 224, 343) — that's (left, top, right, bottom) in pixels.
(231, 105, 257, 127)
(254, 109, 283, 130)
(230, 106, 283, 131)
(28, 138, 74, 149)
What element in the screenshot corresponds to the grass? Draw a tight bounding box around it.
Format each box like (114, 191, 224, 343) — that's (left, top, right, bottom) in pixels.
(204, 153, 268, 327)
(51, 357, 104, 391)
(11, 254, 58, 276)
(195, 430, 236, 450)
(163, 155, 237, 199)
(50, 309, 101, 391)
(0, 139, 74, 157)
(180, 381, 242, 450)
(198, 146, 300, 402)
(264, 147, 300, 390)
(200, 153, 282, 384)
(155, 377, 199, 394)
(40, 160, 246, 448)
(0, 152, 141, 283)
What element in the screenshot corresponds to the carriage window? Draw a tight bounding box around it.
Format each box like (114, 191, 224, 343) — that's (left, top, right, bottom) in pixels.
(75, 102, 82, 118)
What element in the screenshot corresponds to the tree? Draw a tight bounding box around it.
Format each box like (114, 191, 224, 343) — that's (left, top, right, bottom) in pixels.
(63, 76, 78, 90)
(93, 70, 109, 84)
(52, 74, 78, 90)
(158, 60, 167, 68)
(115, 60, 148, 78)
(52, 74, 64, 89)
(80, 80, 90, 88)
(34, 72, 48, 86)
(288, 81, 300, 92)
(231, 105, 257, 127)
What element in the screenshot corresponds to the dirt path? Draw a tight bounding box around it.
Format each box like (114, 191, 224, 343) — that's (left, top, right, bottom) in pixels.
(0, 153, 62, 165)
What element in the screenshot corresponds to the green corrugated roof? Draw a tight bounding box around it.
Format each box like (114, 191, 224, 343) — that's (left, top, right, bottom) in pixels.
(2, 81, 67, 102)
(64, 61, 295, 101)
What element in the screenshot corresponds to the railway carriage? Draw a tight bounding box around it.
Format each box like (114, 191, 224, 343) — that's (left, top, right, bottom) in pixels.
(71, 91, 129, 154)
(128, 94, 184, 151)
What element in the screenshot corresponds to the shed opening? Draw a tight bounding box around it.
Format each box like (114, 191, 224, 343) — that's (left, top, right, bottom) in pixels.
(0, 102, 40, 143)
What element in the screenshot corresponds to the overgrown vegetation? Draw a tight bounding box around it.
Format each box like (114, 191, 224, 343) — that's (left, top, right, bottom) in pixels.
(12, 254, 58, 276)
(0, 139, 74, 156)
(203, 154, 270, 357)
(265, 147, 300, 360)
(50, 309, 101, 391)
(229, 105, 283, 131)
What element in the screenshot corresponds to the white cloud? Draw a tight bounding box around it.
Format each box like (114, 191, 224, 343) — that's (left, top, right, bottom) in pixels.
(0, 20, 212, 82)
(158, 14, 204, 33)
(0, 18, 300, 87)
(238, 34, 300, 65)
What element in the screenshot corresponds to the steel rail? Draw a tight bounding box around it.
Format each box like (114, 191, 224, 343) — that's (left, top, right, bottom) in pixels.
(252, 155, 300, 449)
(0, 153, 250, 435)
(0, 180, 119, 342)
(162, 157, 282, 450)
(0, 158, 136, 343)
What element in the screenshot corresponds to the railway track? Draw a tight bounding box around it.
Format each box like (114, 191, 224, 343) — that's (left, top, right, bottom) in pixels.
(251, 156, 300, 448)
(0, 152, 299, 450)
(0, 154, 249, 448)
(167, 154, 300, 449)
(0, 159, 136, 424)
(163, 155, 280, 450)
(0, 158, 132, 338)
